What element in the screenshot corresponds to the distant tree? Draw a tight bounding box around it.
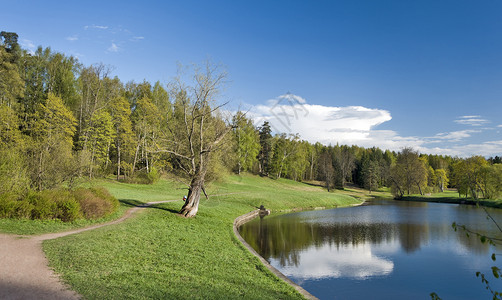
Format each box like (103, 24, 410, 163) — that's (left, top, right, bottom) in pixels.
(318, 150, 335, 191)
(434, 169, 449, 192)
(0, 46, 24, 107)
(362, 159, 380, 193)
(232, 111, 260, 174)
(0, 31, 21, 56)
(452, 156, 488, 199)
(390, 147, 428, 198)
(334, 145, 356, 188)
(76, 64, 114, 148)
(0, 104, 28, 194)
(269, 134, 292, 179)
(257, 121, 273, 176)
(124, 80, 152, 109)
(46, 52, 80, 111)
(27, 93, 77, 190)
(83, 110, 115, 178)
(131, 96, 162, 174)
(108, 96, 135, 180)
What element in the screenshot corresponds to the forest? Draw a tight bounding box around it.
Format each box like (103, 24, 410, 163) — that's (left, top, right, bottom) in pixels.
(1, 30, 502, 220)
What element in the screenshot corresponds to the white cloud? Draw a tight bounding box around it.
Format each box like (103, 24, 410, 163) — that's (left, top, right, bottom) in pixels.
(107, 43, 119, 52)
(20, 39, 36, 54)
(84, 25, 109, 30)
(454, 116, 490, 126)
(246, 94, 502, 157)
(432, 130, 481, 142)
(498, 125, 502, 128)
(250, 93, 391, 146)
(274, 242, 394, 280)
(66, 35, 78, 41)
(131, 36, 145, 41)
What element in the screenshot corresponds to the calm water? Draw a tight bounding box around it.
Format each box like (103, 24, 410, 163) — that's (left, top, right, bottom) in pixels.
(239, 200, 502, 299)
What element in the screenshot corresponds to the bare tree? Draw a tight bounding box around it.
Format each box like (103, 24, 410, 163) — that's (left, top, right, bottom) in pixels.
(318, 151, 335, 191)
(156, 62, 233, 217)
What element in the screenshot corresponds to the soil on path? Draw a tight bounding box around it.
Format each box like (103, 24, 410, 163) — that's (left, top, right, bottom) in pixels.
(0, 200, 178, 300)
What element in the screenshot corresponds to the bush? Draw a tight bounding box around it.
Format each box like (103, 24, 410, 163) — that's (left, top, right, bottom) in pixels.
(147, 167, 160, 184)
(0, 187, 118, 222)
(73, 187, 118, 219)
(0, 193, 18, 218)
(124, 168, 160, 184)
(12, 200, 34, 219)
(26, 191, 57, 219)
(55, 197, 81, 222)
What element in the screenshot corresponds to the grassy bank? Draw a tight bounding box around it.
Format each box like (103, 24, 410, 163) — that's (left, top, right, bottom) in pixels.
(399, 190, 502, 209)
(41, 174, 359, 299)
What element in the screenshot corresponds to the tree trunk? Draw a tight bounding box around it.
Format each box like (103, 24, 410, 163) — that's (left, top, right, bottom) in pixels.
(417, 182, 423, 195)
(132, 140, 141, 176)
(180, 171, 206, 217)
(116, 143, 121, 181)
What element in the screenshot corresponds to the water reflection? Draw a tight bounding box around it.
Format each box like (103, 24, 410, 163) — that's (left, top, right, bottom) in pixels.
(239, 200, 502, 298)
(281, 242, 395, 280)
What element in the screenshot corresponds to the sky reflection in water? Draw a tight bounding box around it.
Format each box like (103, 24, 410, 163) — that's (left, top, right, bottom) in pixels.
(239, 200, 502, 299)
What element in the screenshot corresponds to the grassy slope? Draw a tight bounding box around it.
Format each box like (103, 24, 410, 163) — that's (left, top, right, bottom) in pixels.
(42, 174, 360, 299)
(400, 189, 502, 208)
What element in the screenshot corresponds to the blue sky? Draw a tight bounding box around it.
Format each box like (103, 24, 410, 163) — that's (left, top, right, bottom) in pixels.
(2, 0, 502, 157)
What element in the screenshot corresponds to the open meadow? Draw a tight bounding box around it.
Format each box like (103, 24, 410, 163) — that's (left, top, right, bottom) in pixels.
(38, 174, 359, 299)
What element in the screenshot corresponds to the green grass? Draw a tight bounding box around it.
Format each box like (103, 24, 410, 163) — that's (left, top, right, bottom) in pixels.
(0, 204, 130, 235)
(400, 189, 502, 208)
(42, 173, 360, 299)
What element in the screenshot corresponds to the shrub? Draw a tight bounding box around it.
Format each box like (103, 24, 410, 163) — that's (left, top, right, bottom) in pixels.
(0, 193, 19, 218)
(55, 197, 81, 222)
(26, 191, 57, 219)
(0, 187, 118, 222)
(12, 200, 34, 219)
(124, 168, 160, 184)
(147, 167, 160, 184)
(73, 187, 118, 219)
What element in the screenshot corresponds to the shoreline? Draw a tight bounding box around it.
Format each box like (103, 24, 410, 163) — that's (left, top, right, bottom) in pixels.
(232, 200, 364, 300)
(396, 196, 502, 209)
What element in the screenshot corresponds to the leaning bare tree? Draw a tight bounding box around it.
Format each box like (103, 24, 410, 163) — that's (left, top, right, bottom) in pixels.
(157, 62, 233, 217)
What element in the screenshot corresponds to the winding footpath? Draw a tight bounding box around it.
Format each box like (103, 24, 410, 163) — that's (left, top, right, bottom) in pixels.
(0, 197, 319, 300)
(0, 200, 178, 300)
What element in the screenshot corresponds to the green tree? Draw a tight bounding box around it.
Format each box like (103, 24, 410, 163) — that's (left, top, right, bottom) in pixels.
(0, 46, 24, 107)
(108, 96, 135, 180)
(232, 111, 260, 174)
(83, 110, 115, 178)
(452, 156, 488, 199)
(0, 104, 28, 195)
(258, 121, 273, 176)
(27, 93, 77, 190)
(269, 134, 290, 179)
(76, 64, 115, 148)
(390, 147, 428, 198)
(131, 96, 162, 174)
(318, 149, 335, 191)
(156, 62, 234, 217)
(46, 52, 80, 111)
(333, 145, 356, 188)
(434, 169, 449, 192)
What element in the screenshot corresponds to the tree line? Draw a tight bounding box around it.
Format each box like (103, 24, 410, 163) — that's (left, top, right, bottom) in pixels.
(1, 30, 502, 218)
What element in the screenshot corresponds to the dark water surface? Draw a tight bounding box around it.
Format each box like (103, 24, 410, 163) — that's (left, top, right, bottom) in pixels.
(239, 200, 502, 299)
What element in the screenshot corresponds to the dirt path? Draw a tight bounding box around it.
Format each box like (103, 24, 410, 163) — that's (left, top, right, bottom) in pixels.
(0, 200, 178, 300)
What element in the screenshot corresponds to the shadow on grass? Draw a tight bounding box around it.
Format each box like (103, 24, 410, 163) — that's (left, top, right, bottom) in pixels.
(119, 199, 145, 207)
(149, 204, 179, 214)
(119, 199, 182, 214)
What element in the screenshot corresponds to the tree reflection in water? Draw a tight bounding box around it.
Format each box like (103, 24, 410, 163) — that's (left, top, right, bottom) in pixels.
(239, 200, 496, 269)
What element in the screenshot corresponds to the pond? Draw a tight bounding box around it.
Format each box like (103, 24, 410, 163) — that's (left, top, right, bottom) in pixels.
(239, 200, 502, 299)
